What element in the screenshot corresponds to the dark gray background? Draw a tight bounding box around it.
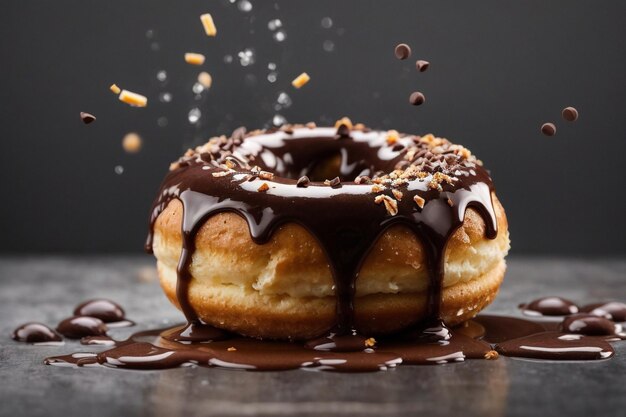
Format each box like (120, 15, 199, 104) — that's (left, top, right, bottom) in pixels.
(1, 0, 625, 255)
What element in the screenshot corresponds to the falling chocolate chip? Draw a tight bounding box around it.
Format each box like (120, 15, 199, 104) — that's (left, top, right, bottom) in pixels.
(73, 299, 125, 323)
(415, 60, 430, 72)
(541, 123, 556, 136)
(80, 112, 96, 124)
(562, 107, 579, 122)
(409, 92, 425, 106)
(394, 43, 411, 60)
(328, 177, 341, 188)
(12, 323, 63, 344)
(296, 176, 310, 187)
(56, 316, 108, 339)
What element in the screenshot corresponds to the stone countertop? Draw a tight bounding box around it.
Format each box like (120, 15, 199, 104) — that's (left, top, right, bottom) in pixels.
(1, 256, 625, 417)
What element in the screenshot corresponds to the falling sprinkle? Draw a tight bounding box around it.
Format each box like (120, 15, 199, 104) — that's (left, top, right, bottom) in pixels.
(224, 55, 234, 64)
(192, 82, 205, 95)
(158, 92, 172, 103)
(267, 72, 277, 83)
(157, 117, 168, 127)
(114, 165, 124, 175)
(156, 70, 168, 83)
(323, 40, 335, 52)
(237, 0, 252, 12)
(275, 92, 292, 110)
(122, 132, 142, 153)
(321, 17, 333, 29)
(273, 31, 286, 42)
(145, 30, 156, 39)
(238, 48, 255, 66)
(268, 19, 282, 31)
(197, 72, 212, 89)
(188, 108, 202, 124)
(150, 42, 160, 52)
(272, 114, 287, 127)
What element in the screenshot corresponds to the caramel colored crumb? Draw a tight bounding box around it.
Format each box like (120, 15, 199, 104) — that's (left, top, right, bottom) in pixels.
(185, 52, 206, 66)
(386, 129, 399, 145)
(364, 338, 377, 348)
(211, 171, 230, 177)
(484, 350, 499, 360)
(380, 195, 398, 216)
(447, 198, 454, 207)
(257, 182, 270, 192)
(227, 347, 237, 352)
(334, 117, 353, 130)
(392, 189, 403, 201)
(198, 72, 212, 89)
(259, 171, 274, 180)
(291, 72, 310, 88)
(119, 90, 148, 107)
(122, 132, 142, 153)
(354, 123, 366, 130)
(109, 84, 121, 95)
(200, 13, 217, 37)
(413, 195, 425, 209)
(306, 122, 316, 129)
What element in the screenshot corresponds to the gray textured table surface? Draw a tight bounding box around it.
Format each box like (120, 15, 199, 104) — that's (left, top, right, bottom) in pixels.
(1, 256, 625, 417)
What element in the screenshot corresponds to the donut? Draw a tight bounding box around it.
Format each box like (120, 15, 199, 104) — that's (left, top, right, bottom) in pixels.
(146, 120, 510, 341)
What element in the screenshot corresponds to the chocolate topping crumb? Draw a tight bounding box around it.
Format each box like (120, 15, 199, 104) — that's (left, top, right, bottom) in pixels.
(394, 43, 411, 60)
(80, 112, 96, 124)
(409, 92, 425, 106)
(562, 107, 579, 122)
(541, 123, 557, 136)
(415, 60, 430, 72)
(296, 175, 310, 187)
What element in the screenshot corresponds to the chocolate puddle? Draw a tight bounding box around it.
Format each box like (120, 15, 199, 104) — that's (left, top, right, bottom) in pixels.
(145, 127, 497, 345)
(43, 314, 624, 372)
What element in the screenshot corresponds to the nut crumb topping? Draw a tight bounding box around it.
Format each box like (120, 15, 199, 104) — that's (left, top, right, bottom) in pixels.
(259, 171, 274, 180)
(364, 337, 377, 348)
(227, 347, 237, 352)
(334, 117, 353, 130)
(392, 189, 403, 201)
(257, 182, 270, 192)
(212, 170, 230, 177)
(484, 350, 499, 360)
(386, 130, 399, 145)
(414, 195, 425, 209)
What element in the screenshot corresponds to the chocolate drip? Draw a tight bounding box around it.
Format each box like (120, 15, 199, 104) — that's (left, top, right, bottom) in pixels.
(12, 323, 63, 344)
(145, 127, 498, 344)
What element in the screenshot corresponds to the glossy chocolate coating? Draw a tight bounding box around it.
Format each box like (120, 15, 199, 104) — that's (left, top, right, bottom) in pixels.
(73, 299, 125, 323)
(560, 314, 617, 336)
(580, 302, 626, 322)
(520, 296, 579, 316)
(56, 316, 108, 339)
(12, 323, 62, 344)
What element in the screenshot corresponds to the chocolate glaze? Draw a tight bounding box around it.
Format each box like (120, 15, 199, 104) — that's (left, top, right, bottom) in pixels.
(580, 302, 626, 322)
(12, 323, 63, 344)
(80, 336, 116, 346)
(519, 296, 579, 316)
(56, 316, 108, 339)
(145, 126, 497, 345)
(73, 299, 125, 323)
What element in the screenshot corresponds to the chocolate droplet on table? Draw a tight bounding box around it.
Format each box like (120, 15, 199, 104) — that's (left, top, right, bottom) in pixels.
(415, 60, 430, 72)
(409, 92, 425, 106)
(74, 299, 125, 323)
(12, 323, 63, 344)
(394, 43, 411, 60)
(520, 296, 579, 316)
(560, 314, 617, 336)
(80, 112, 96, 124)
(56, 316, 108, 339)
(541, 123, 556, 136)
(561, 106, 579, 122)
(580, 302, 626, 322)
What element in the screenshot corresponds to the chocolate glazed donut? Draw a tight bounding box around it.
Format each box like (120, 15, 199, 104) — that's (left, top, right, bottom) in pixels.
(145, 123, 502, 348)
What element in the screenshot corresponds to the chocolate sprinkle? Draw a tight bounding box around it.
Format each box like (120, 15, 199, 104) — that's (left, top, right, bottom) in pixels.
(394, 43, 411, 60)
(328, 176, 341, 188)
(296, 175, 310, 187)
(80, 112, 96, 124)
(409, 92, 425, 106)
(562, 107, 579, 122)
(415, 60, 430, 72)
(541, 123, 556, 136)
